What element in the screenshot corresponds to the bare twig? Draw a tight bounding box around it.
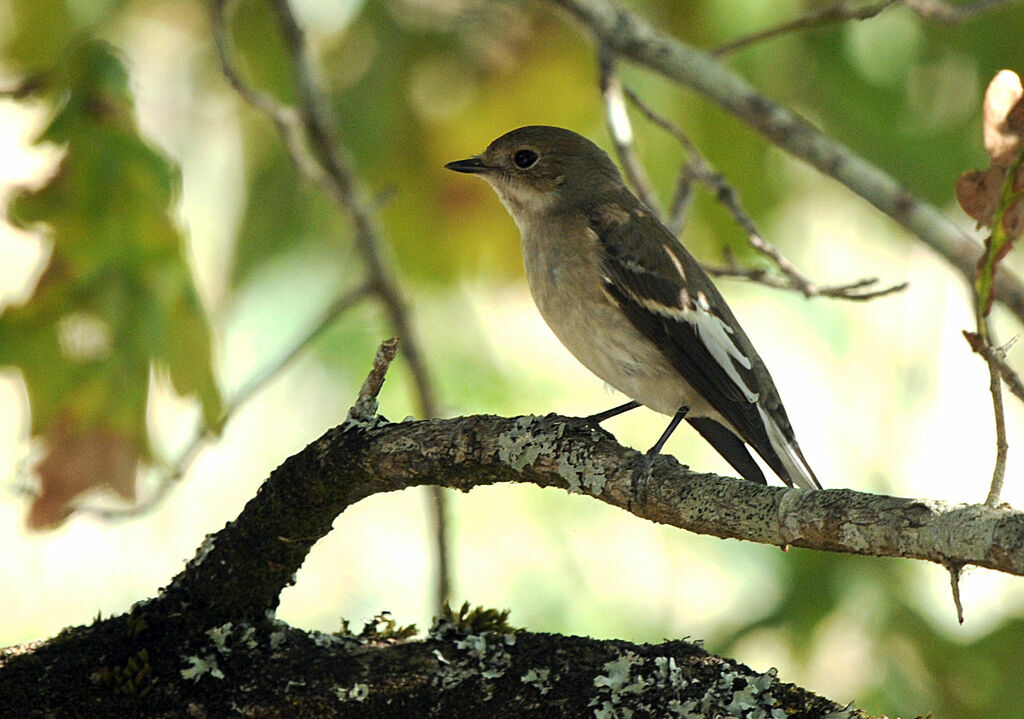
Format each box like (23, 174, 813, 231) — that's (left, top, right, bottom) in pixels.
(965, 333, 1024, 404)
(707, 254, 908, 300)
(226, 284, 375, 424)
(712, 1, 894, 57)
(598, 51, 662, 216)
(85, 282, 374, 520)
(904, 0, 1018, 23)
(348, 337, 400, 424)
(948, 562, 965, 624)
(711, 0, 1016, 57)
(985, 354, 1009, 507)
(211, 0, 450, 608)
(622, 85, 907, 300)
(964, 330, 1015, 507)
(667, 166, 696, 235)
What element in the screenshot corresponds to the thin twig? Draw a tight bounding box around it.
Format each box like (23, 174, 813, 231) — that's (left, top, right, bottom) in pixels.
(964, 330, 1014, 507)
(985, 355, 1008, 507)
(707, 258, 908, 300)
(348, 337, 400, 424)
(667, 166, 696, 235)
(903, 0, 1018, 23)
(621, 86, 816, 293)
(214, 0, 449, 610)
(598, 51, 662, 216)
(711, 1, 895, 57)
(622, 85, 907, 301)
(227, 284, 375, 423)
(966, 333, 1024, 404)
(948, 562, 965, 624)
(711, 0, 1016, 57)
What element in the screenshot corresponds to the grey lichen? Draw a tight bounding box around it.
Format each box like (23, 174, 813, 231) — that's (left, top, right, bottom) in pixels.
(496, 415, 551, 472)
(179, 654, 223, 681)
(335, 683, 370, 703)
(589, 649, 796, 719)
(521, 667, 552, 695)
(591, 651, 648, 717)
(672, 663, 789, 719)
(429, 607, 519, 698)
(497, 415, 610, 495)
(555, 440, 610, 495)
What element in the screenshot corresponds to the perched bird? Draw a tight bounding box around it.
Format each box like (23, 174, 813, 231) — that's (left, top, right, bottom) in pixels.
(446, 126, 820, 490)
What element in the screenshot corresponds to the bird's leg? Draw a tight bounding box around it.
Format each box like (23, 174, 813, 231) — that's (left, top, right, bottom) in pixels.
(630, 406, 689, 509)
(647, 406, 689, 455)
(586, 400, 641, 424)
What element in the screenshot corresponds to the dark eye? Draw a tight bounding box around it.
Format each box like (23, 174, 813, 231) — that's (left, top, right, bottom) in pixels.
(513, 149, 538, 169)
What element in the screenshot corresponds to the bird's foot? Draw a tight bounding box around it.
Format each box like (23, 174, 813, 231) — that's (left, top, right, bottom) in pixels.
(627, 450, 657, 511)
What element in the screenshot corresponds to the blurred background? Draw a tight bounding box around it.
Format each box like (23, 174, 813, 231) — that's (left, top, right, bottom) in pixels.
(2, 0, 1024, 716)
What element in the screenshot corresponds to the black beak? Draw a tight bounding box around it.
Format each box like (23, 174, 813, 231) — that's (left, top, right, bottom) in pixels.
(444, 156, 489, 174)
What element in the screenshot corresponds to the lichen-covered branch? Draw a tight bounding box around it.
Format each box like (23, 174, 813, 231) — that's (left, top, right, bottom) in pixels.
(0, 609, 870, 718)
(319, 413, 1024, 575)
(157, 405, 1023, 630)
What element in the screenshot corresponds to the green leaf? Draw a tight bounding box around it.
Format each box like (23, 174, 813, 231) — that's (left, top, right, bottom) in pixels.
(0, 39, 223, 519)
(975, 151, 1024, 325)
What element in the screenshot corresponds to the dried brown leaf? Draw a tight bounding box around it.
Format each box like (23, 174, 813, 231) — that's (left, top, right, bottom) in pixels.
(957, 166, 1010, 229)
(1004, 196, 1024, 239)
(29, 415, 139, 529)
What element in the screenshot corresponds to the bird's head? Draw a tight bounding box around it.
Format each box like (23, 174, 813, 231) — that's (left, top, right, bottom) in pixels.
(445, 125, 623, 222)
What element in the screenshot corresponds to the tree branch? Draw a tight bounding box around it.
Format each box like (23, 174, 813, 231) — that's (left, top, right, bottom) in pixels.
(0, 610, 869, 718)
(547, 0, 1024, 326)
(156, 371, 1024, 630)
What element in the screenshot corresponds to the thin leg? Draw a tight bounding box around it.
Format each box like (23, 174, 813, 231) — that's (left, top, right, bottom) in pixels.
(647, 406, 689, 455)
(586, 400, 641, 424)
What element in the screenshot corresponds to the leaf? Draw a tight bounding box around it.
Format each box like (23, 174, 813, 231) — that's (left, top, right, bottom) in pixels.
(0, 40, 223, 525)
(956, 70, 1024, 319)
(29, 414, 139, 530)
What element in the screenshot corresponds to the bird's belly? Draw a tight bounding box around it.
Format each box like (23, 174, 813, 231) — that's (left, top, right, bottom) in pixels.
(525, 255, 713, 418)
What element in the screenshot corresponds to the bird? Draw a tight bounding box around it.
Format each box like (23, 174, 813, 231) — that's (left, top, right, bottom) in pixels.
(445, 125, 820, 490)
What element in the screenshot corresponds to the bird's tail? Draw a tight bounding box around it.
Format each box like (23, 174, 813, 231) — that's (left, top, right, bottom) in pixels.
(757, 406, 821, 490)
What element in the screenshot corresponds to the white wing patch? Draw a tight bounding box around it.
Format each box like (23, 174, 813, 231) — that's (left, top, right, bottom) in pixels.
(630, 289, 760, 404)
(757, 405, 818, 490)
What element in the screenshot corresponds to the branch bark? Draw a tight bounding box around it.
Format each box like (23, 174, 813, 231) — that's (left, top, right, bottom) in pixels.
(0, 614, 868, 718)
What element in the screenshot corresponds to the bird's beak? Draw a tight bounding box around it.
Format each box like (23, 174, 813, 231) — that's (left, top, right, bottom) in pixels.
(444, 156, 489, 174)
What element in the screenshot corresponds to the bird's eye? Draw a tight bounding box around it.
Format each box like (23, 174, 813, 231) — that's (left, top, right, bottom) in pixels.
(513, 149, 539, 169)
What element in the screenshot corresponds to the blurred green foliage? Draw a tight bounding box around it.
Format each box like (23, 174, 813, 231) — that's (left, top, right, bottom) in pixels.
(0, 39, 221, 524)
(2, 0, 1024, 716)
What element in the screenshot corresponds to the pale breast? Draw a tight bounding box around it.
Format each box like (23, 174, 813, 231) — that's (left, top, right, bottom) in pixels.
(520, 225, 717, 419)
